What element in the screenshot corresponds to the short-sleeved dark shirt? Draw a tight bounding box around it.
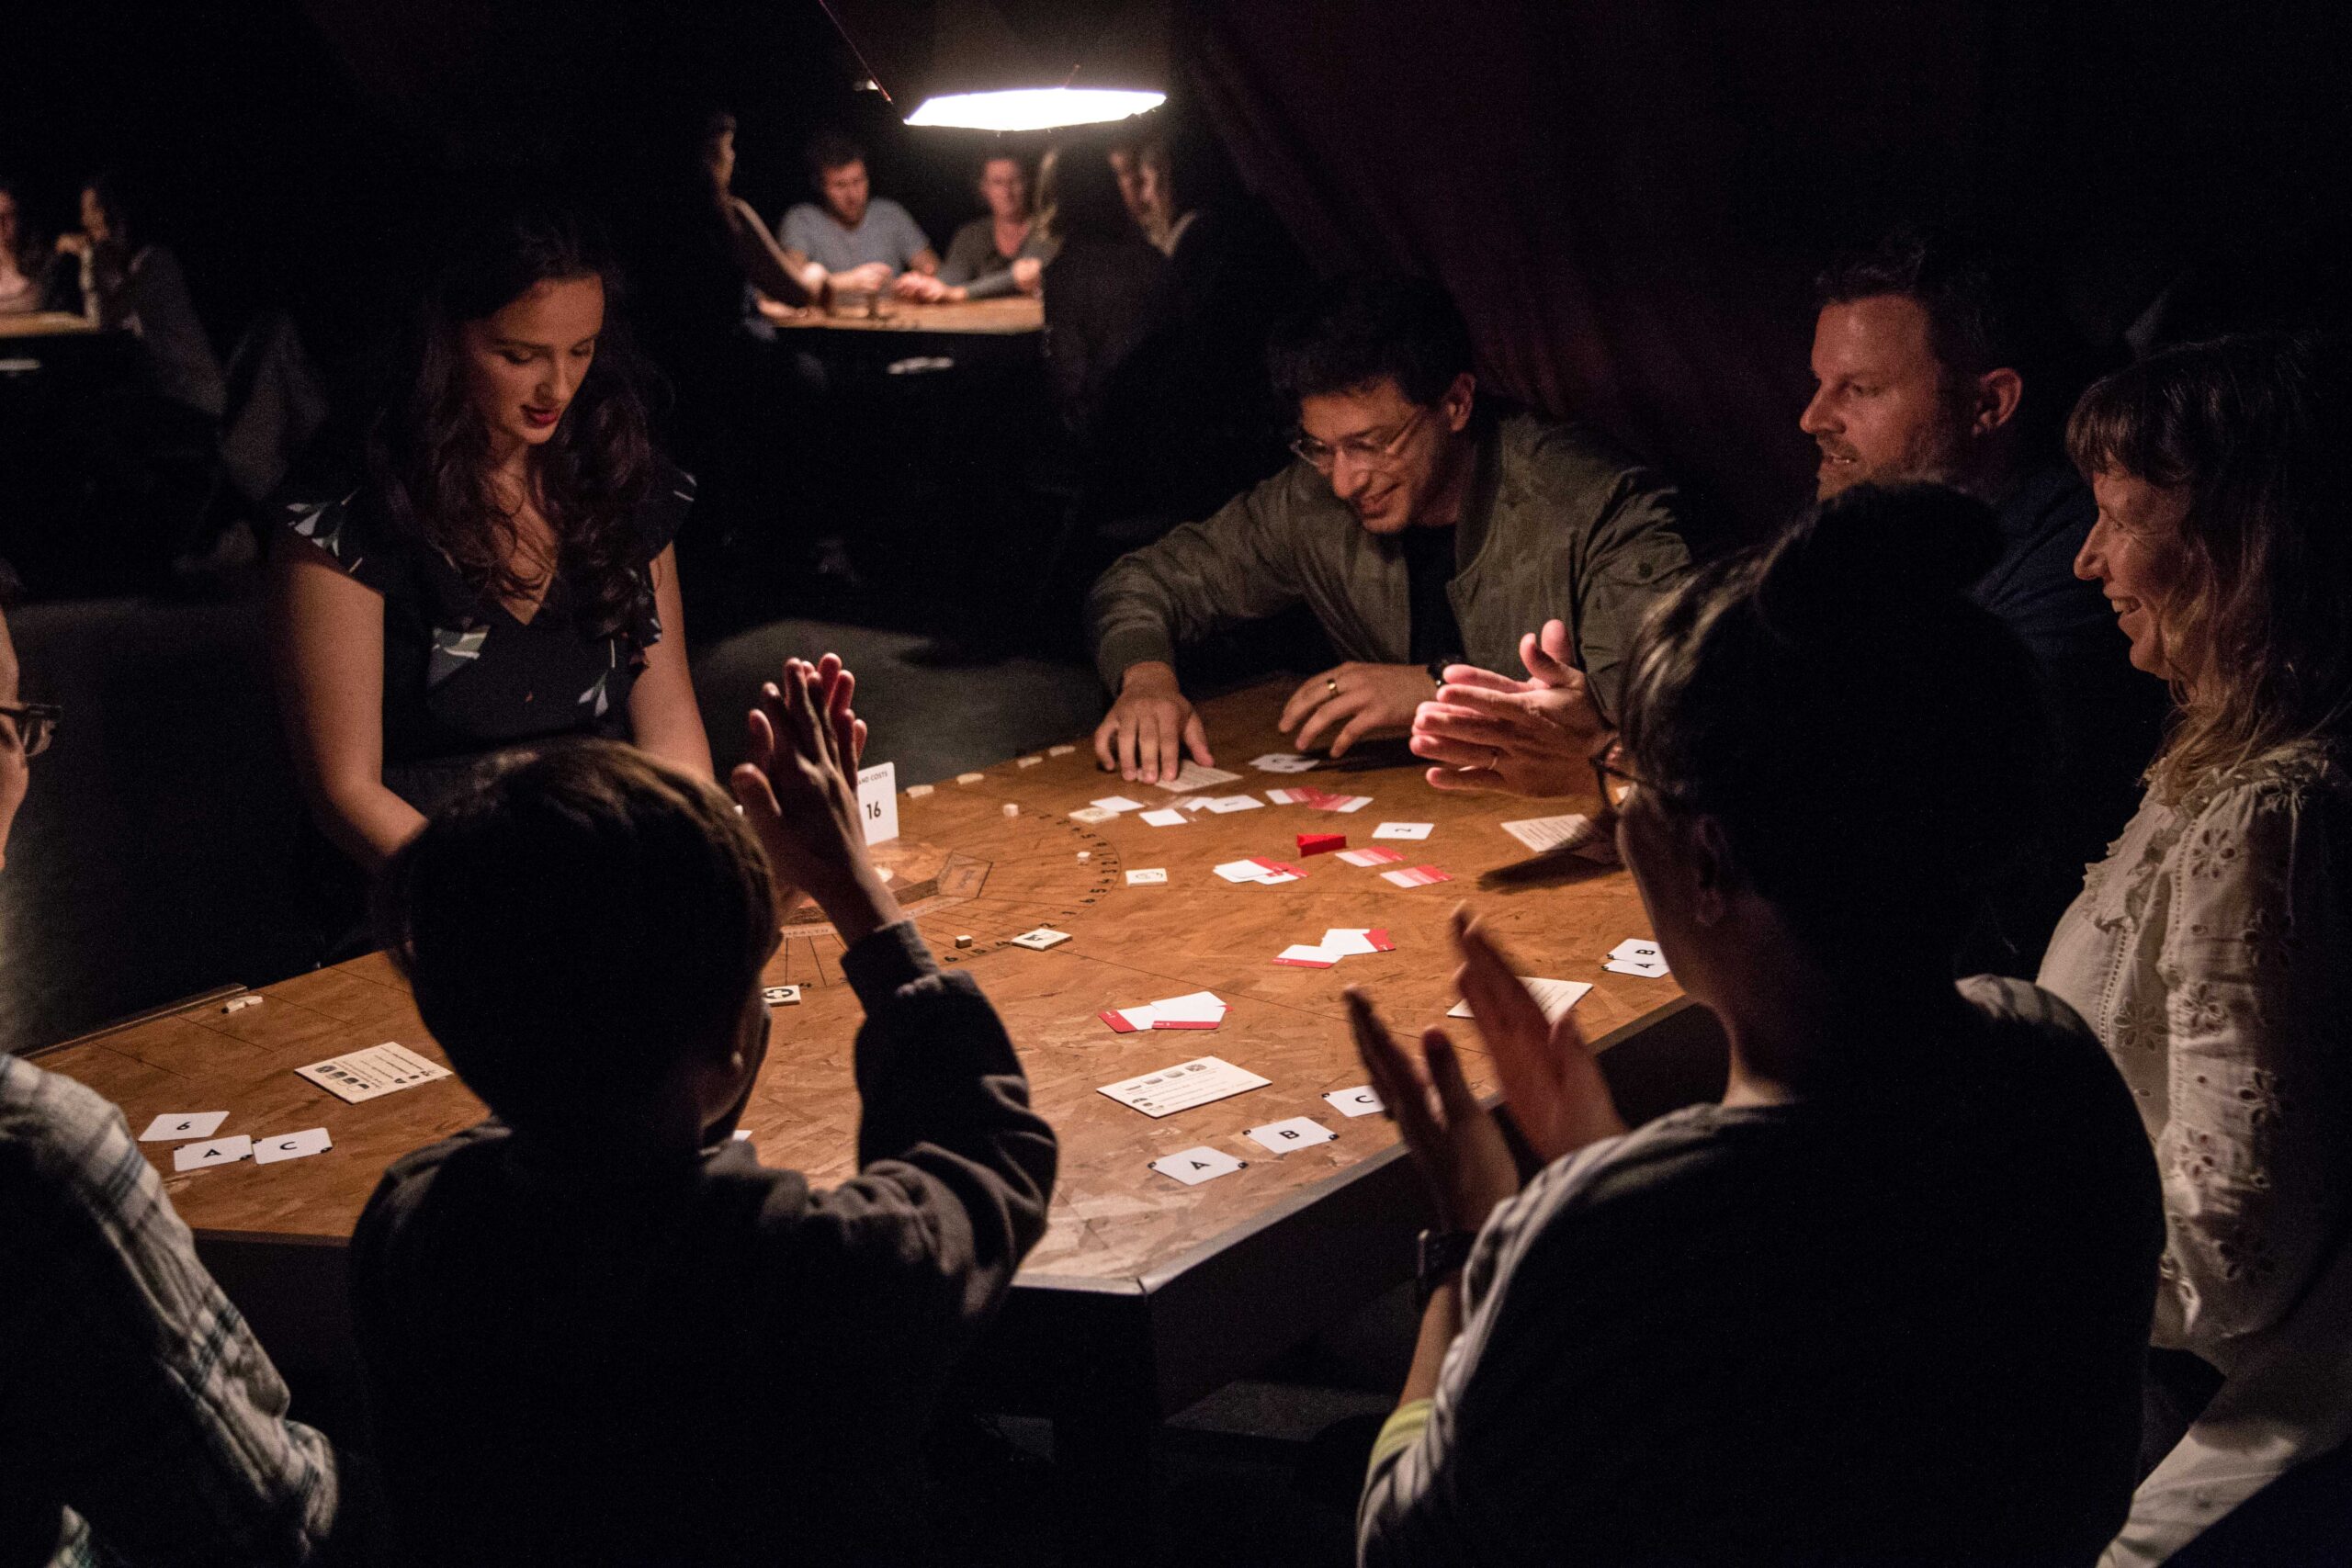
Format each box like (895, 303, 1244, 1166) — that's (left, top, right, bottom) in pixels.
(277, 465, 693, 792)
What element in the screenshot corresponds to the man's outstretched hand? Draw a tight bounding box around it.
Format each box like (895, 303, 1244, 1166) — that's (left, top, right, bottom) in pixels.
(1094, 660, 1212, 784)
(1410, 620, 1607, 797)
(729, 657, 899, 947)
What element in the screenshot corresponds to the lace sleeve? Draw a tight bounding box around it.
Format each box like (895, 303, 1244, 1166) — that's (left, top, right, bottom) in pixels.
(2152, 773, 2352, 1355)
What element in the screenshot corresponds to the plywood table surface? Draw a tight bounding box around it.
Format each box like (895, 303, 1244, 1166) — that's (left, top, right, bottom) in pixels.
(40, 681, 1674, 1259)
(34, 678, 1685, 1554)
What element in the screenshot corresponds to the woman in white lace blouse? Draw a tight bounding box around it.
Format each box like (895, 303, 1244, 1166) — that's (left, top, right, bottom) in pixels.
(2040, 333, 2352, 1565)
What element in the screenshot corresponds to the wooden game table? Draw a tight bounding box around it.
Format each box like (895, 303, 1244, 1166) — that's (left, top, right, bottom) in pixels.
(32, 680, 1702, 1557)
(764, 293, 1042, 335)
(0, 310, 97, 341)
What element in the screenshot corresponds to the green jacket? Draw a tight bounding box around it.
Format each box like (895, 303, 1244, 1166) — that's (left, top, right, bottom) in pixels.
(1085, 409, 1691, 720)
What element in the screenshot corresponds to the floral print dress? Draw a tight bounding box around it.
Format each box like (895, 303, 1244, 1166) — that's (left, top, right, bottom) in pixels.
(277, 465, 694, 814)
(2040, 739, 2352, 1564)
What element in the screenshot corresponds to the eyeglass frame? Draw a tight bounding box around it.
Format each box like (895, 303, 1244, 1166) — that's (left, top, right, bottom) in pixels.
(0, 701, 61, 758)
(1589, 736, 1658, 814)
(1287, 403, 1430, 475)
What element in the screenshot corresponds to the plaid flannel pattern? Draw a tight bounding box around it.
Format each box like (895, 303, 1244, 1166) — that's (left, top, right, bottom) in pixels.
(1, 1055, 336, 1567)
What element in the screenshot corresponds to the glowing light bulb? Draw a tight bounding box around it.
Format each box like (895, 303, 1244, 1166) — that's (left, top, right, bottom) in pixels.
(907, 86, 1165, 131)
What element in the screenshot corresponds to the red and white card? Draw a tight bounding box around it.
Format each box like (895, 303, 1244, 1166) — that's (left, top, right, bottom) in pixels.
(1337, 846, 1405, 868)
(1100, 989, 1230, 1032)
(1320, 928, 1396, 955)
(1380, 864, 1453, 888)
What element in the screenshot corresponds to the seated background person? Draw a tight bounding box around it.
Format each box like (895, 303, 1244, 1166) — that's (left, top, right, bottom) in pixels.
(268, 202, 712, 898)
(899, 153, 1054, 303)
(1353, 487, 2162, 1564)
(1089, 273, 1689, 783)
(351, 669, 1056, 1564)
(57, 172, 225, 421)
(2, 584, 343, 1567)
(780, 132, 937, 299)
(1038, 142, 1175, 443)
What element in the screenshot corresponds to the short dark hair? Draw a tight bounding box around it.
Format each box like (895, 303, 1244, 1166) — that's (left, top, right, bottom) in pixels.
(1815, 225, 2040, 382)
(374, 741, 778, 1135)
(1267, 275, 1475, 409)
(1618, 483, 2052, 961)
(805, 130, 865, 180)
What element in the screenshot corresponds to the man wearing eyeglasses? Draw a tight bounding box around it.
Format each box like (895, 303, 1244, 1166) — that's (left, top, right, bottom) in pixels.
(1087, 275, 1690, 784)
(2, 580, 345, 1563)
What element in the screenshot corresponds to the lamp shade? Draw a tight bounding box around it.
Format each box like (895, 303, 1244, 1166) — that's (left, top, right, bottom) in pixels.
(820, 0, 1168, 130)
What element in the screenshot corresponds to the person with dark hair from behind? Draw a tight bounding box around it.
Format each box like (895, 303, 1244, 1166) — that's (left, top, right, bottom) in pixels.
(2, 580, 345, 1567)
(694, 109, 822, 325)
(55, 172, 225, 420)
(1037, 141, 1176, 439)
(2041, 335, 2352, 1566)
(350, 666, 1057, 1565)
(779, 131, 938, 301)
(1351, 485, 2162, 1564)
(1089, 272, 1689, 783)
(898, 152, 1055, 303)
(267, 201, 713, 903)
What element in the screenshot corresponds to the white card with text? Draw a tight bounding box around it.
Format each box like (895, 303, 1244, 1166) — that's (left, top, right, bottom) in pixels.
(855, 761, 899, 846)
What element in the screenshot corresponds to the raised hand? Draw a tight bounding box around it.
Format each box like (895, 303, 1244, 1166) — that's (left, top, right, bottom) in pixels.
(1447, 909, 1626, 1162)
(1279, 661, 1433, 758)
(1345, 989, 1522, 1235)
(1410, 620, 1607, 797)
(729, 659, 899, 946)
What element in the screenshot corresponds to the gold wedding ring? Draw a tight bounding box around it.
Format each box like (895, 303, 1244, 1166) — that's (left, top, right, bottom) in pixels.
(1326, 677, 1340, 697)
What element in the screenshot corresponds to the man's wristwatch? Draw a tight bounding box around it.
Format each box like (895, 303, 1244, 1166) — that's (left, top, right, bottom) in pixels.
(1425, 656, 1456, 691)
(1415, 1226, 1477, 1308)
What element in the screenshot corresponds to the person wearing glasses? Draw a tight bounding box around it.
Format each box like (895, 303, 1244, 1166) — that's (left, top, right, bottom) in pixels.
(1087, 274, 1690, 783)
(1350, 486, 2161, 1564)
(3, 582, 347, 1565)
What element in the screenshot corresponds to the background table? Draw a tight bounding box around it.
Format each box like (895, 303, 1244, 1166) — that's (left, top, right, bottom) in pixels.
(0, 310, 97, 341)
(764, 294, 1042, 335)
(33, 680, 1716, 1558)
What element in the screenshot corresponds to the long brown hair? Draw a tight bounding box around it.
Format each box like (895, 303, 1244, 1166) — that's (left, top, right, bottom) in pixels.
(368, 201, 655, 636)
(2066, 334, 2352, 799)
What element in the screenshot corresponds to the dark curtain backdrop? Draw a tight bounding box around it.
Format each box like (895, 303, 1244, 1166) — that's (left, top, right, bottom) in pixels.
(1177, 0, 2349, 535)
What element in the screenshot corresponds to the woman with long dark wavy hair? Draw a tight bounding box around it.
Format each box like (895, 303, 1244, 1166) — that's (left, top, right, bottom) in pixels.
(267, 202, 713, 876)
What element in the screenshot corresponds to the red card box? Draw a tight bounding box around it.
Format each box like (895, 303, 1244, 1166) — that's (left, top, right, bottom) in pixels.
(1296, 832, 1346, 856)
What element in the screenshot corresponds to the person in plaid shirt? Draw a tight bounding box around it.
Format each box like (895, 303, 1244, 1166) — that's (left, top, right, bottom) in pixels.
(1, 584, 342, 1567)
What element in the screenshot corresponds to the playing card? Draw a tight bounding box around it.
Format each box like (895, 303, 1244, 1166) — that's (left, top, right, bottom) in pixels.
(1098, 1056, 1270, 1117)
(295, 1043, 452, 1105)
(855, 761, 899, 846)
(252, 1127, 333, 1166)
(1140, 807, 1187, 826)
(1448, 976, 1592, 1025)
(1380, 864, 1453, 887)
(1250, 753, 1320, 773)
(1320, 928, 1396, 955)
(1125, 868, 1168, 885)
(1325, 1086, 1385, 1118)
(1247, 1116, 1339, 1154)
(1605, 959, 1670, 977)
(173, 1135, 254, 1172)
(1156, 761, 1245, 793)
(1149, 1145, 1247, 1185)
(1272, 944, 1341, 968)
(1012, 927, 1071, 950)
(762, 986, 802, 1006)
(1204, 795, 1265, 813)
(1336, 846, 1406, 867)
(1090, 795, 1146, 813)
(139, 1111, 229, 1143)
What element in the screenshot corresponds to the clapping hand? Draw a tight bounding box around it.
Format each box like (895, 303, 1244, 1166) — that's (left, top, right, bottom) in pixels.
(1447, 910, 1625, 1161)
(1410, 620, 1608, 797)
(729, 656, 898, 944)
(1346, 988, 1522, 1235)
